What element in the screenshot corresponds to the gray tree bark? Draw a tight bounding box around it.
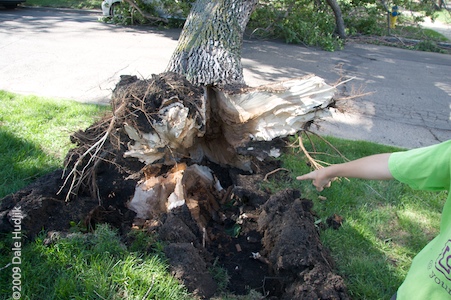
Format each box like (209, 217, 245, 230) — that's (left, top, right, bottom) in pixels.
(166, 0, 258, 87)
(325, 0, 346, 39)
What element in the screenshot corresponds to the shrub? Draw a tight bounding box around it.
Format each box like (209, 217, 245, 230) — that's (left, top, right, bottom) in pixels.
(248, 0, 344, 51)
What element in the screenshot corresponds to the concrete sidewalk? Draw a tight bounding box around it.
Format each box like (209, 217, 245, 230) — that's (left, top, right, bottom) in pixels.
(0, 7, 450, 150)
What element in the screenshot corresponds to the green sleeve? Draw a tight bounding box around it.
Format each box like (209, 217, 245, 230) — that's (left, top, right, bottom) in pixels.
(388, 140, 451, 191)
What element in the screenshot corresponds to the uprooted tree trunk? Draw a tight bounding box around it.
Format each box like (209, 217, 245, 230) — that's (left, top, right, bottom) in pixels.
(110, 71, 336, 226)
(166, 0, 256, 86)
(120, 0, 336, 171)
(105, 0, 337, 222)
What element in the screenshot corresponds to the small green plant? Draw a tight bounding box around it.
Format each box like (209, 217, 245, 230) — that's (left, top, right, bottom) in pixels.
(69, 220, 88, 233)
(209, 258, 230, 295)
(414, 40, 445, 53)
(434, 9, 451, 24)
(249, 0, 344, 51)
(211, 290, 265, 300)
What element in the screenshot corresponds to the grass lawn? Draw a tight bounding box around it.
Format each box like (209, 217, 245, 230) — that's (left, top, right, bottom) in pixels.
(0, 91, 109, 198)
(0, 91, 447, 299)
(0, 224, 193, 299)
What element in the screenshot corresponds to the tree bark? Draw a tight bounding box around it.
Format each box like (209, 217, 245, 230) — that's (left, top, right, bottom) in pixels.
(166, 0, 258, 87)
(325, 0, 346, 39)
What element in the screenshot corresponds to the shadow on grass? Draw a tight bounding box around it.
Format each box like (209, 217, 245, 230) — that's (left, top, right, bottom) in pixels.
(0, 128, 58, 199)
(323, 223, 405, 299)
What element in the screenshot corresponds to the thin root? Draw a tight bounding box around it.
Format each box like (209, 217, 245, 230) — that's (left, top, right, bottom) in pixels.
(57, 102, 126, 203)
(263, 168, 290, 182)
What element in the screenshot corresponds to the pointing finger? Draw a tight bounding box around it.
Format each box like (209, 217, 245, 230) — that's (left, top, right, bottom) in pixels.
(296, 173, 314, 181)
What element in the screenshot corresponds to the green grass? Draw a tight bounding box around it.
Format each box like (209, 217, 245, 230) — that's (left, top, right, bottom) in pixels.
(391, 24, 450, 42)
(0, 224, 193, 300)
(25, 0, 102, 10)
(434, 9, 451, 24)
(0, 90, 109, 198)
(265, 134, 447, 299)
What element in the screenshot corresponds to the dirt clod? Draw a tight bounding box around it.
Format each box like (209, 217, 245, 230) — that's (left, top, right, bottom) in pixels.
(164, 243, 218, 299)
(327, 214, 344, 230)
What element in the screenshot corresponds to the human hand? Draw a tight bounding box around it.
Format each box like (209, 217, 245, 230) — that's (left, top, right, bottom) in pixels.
(296, 168, 334, 192)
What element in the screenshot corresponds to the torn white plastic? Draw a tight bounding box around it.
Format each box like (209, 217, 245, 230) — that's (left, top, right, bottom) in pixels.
(123, 103, 204, 165)
(127, 164, 186, 219)
(127, 164, 223, 224)
(123, 75, 335, 170)
(215, 75, 335, 147)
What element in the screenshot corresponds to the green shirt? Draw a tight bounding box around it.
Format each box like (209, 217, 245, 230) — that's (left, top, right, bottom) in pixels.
(389, 140, 451, 299)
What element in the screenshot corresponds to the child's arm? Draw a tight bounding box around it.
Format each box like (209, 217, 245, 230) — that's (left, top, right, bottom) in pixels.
(296, 153, 394, 191)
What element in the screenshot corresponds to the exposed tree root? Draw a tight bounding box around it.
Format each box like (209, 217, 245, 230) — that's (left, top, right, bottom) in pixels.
(57, 102, 127, 203)
(263, 168, 290, 182)
(295, 130, 350, 170)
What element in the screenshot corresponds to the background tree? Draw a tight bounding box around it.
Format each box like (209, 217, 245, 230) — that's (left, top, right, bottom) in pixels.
(325, 0, 346, 39)
(114, 0, 449, 52)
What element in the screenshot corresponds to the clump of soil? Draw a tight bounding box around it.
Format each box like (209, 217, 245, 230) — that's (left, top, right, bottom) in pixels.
(0, 72, 349, 299)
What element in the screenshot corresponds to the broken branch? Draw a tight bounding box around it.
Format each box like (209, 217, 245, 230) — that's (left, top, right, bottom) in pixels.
(122, 0, 169, 24)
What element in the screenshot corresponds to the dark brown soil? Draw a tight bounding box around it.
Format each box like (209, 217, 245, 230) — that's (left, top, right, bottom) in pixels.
(0, 73, 349, 300)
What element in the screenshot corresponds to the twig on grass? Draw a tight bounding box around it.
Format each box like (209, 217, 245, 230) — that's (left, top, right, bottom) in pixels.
(141, 277, 155, 300)
(294, 131, 350, 184)
(297, 133, 324, 170)
(263, 168, 290, 182)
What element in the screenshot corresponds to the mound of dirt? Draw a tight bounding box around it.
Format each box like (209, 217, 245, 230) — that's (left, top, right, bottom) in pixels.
(0, 73, 349, 299)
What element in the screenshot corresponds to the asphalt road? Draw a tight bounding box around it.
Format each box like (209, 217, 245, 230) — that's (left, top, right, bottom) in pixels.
(1, 6, 450, 149)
